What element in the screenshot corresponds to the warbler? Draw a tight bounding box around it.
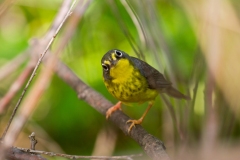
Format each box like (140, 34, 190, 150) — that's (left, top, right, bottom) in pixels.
(101, 49, 190, 133)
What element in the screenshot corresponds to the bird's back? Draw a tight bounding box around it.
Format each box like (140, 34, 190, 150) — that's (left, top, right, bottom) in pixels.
(130, 56, 190, 100)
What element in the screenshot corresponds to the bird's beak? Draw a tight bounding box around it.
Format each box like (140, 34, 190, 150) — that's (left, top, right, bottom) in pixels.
(103, 53, 118, 67)
(103, 59, 116, 68)
(110, 53, 118, 67)
(110, 59, 117, 67)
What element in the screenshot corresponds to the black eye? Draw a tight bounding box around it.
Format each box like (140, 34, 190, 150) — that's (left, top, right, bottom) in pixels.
(102, 64, 109, 71)
(115, 50, 122, 58)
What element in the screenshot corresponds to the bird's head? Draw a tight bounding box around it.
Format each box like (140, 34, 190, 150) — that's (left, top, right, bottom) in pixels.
(101, 49, 132, 81)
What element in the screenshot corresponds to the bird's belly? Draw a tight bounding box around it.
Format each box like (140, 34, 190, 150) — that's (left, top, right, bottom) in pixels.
(120, 88, 158, 103)
(105, 77, 158, 103)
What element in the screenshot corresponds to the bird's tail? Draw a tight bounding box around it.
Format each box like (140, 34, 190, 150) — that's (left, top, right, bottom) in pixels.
(164, 86, 190, 100)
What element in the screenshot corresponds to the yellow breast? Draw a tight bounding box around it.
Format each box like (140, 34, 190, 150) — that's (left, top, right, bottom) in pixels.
(104, 58, 158, 103)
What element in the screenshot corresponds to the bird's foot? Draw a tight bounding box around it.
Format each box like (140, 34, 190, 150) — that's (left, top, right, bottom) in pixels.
(126, 118, 143, 133)
(106, 101, 122, 119)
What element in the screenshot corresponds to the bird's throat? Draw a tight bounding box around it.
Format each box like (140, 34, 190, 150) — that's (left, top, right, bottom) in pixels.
(110, 59, 134, 83)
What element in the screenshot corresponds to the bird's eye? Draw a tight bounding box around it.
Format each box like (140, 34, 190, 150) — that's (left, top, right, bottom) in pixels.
(115, 50, 122, 58)
(102, 64, 109, 71)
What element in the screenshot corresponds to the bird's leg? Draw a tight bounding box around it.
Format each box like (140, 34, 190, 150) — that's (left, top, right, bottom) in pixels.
(127, 101, 154, 133)
(106, 101, 122, 119)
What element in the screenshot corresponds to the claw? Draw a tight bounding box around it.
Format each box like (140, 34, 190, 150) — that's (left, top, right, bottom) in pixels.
(126, 118, 143, 133)
(106, 101, 122, 119)
(126, 102, 154, 133)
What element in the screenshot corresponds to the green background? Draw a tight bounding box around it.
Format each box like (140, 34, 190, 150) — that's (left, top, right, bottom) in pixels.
(0, 0, 239, 159)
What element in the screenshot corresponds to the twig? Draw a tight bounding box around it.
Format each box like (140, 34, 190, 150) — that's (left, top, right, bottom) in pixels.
(0, 64, 34, 141)
(0, 63, 34, 114)
(27, 121, 65, 153)
(15, 147, 141, 160)
(29, 132, 38, 150)
(54, 59, 170, 160)
(43, 0, 75, 41)
(3, 146, 47, 160)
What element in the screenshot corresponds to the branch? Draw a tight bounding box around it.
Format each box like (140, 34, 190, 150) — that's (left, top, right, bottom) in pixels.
(14, 147, 141, 160)
(55, 59, 170, 160)
(3, 146, 47, 160)
(0, 64, 34, 142)
(0, 63, 34, 114)
(2, 132, 141, 160)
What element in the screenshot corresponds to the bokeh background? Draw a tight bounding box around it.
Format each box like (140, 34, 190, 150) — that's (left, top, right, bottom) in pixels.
(0, 0, 240, 159)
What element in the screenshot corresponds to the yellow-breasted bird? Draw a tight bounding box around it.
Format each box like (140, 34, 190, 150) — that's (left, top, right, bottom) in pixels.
(101, 49, 190, 133)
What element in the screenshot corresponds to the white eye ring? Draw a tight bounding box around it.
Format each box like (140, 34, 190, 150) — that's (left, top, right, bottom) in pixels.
(115, 50, 122, 58)
(102, 63, 109, 71)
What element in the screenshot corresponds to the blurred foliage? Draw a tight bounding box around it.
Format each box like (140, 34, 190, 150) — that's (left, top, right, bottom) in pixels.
(0, 0, 240, 159)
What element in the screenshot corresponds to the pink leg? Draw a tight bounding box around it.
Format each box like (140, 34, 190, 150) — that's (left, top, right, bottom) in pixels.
(106, 101, 122, 119)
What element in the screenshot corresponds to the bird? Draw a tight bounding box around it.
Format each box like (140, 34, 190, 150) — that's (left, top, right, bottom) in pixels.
(101, 49, 190, 133)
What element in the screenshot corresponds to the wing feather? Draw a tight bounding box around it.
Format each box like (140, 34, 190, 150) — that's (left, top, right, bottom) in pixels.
(130, 57, 171, 90)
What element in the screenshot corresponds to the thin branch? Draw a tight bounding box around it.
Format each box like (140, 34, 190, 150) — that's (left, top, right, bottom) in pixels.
(3, 146, 47, 160)
(29, 132, 38, 150)
(0, 63, 34, 114)
(0, 64, 34, 141)
(44, 0, 75, 41)
(15, 147, 141, 160)
(3, 129, 139, 160)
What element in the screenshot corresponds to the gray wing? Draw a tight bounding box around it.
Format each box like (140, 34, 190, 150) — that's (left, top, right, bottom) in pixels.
(130, 57, 171, 90)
